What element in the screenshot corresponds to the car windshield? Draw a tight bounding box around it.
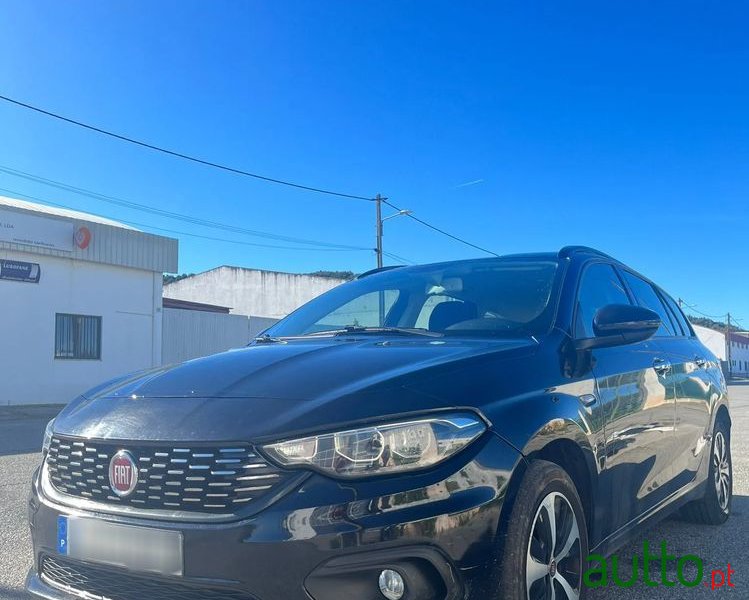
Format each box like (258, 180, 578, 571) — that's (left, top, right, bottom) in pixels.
(265, 257, 561, 339)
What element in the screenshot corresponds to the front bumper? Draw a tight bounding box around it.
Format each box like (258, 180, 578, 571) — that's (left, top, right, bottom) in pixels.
(27, 433, 521, 600)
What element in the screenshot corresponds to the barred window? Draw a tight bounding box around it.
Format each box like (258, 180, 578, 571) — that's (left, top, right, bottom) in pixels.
(55, 314, 102, 360)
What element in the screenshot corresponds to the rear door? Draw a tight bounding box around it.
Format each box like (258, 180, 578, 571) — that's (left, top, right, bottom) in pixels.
(573, 262, 676, 538)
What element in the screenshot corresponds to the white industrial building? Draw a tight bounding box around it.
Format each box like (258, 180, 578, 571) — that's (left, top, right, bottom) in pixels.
(728, 331, 749, 376)
(691, 325, 749, 378)
(163, 266, 348, 319)
(0, 196, 177, 406)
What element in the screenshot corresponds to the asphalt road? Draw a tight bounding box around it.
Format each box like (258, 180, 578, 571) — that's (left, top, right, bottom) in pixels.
(1, 388, 747, 600)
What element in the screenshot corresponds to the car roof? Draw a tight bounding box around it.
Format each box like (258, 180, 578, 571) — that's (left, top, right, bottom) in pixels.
(357, 253, 561, 279)
(359, 246, 619, 279)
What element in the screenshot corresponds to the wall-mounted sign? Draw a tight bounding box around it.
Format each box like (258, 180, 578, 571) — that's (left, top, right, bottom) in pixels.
(0, 208, 75, 252)
(74, 226, 92, 249)
(0, 260, 41, 283)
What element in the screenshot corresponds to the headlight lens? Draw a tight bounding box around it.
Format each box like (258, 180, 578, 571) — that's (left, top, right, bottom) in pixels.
(263, 412, 486, 478)
(42, 418, 55, 454)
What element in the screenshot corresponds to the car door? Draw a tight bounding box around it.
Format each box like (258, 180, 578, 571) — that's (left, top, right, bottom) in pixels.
(574, 262, 677, 539)
(618, 270, 700, 495)
(660, 291, 715, 487)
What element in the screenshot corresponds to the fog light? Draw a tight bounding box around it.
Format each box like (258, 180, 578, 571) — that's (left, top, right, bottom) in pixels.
(379, 569, 405, 600)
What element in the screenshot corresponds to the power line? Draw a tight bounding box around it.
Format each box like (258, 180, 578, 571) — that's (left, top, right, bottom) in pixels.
(0, 165, 369, 251)
(0, 94, 501, 260)
(1, 164, 497, 262)
(381, 250, 415, 265)
(0, 94, 374, 201)
(383, 198, 499, 257)
(0, 187, 368, 253)
(679, 299, 728, 320)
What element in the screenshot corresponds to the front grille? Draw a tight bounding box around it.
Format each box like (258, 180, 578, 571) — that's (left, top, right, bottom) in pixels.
(41, 555, 256, 600)
(47, 435, 289, 514)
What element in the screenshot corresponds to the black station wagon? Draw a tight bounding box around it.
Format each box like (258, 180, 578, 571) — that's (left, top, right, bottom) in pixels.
(28, 246, 731, 600)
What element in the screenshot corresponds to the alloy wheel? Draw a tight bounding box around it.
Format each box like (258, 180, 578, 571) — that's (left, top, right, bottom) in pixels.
(526, 492, 582, 600)
(713, 431, 731, 512)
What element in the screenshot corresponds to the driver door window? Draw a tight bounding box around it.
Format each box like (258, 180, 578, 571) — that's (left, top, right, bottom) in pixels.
(575, 263, 631, 338)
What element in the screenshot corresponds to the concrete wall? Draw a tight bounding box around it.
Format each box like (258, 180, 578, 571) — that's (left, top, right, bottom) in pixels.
(0, 248, 162, 406)
(693, 324, 726, 361)
(162, 308, 250, 364)
(164, 267, 346, 319)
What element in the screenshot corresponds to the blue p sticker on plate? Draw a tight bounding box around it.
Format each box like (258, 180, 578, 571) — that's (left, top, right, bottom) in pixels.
(53, 515, 183, 576)
(57, 516, 68, 555)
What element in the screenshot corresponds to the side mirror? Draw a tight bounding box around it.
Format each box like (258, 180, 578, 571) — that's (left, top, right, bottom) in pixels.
(575, 304, 660, 351)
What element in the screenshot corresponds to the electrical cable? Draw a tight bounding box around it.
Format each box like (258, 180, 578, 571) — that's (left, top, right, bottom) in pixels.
(0, 165, 368, 250)
(0, 94, 374, 201)
(382, 198, 499, 257)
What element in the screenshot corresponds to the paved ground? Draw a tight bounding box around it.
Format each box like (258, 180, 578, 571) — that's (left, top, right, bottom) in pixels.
(1, 388, 747, 599)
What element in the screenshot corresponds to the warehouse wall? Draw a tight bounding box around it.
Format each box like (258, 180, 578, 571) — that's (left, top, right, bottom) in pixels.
(248, 316, 279, 338)
(0, 248, 162, 406)
(162, 308, 250, 364)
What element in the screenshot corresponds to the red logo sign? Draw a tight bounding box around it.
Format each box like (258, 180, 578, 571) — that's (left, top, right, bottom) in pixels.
(109, 451, 138, 497)
(74, 226, 92, 250)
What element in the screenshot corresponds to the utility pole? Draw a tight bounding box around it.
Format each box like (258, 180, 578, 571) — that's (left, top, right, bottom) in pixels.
(727, 312, 732, 379)
(375, 194, 383, 268)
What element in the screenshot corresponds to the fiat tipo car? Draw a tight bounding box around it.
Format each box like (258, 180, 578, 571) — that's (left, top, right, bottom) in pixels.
(28, 246, 732, 600)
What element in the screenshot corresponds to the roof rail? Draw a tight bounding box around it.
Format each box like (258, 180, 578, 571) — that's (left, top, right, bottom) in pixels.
(558, 246, 615, 260)
(356, 265, 407, 279)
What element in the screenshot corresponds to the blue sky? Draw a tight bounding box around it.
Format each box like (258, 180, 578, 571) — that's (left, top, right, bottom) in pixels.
(0, 1, 747, 322)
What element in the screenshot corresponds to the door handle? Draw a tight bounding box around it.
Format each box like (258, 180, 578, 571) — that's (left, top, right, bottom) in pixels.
(653, 358, 671, 375)
(579, 394, 597, 407)
(695, 356, 707, 369)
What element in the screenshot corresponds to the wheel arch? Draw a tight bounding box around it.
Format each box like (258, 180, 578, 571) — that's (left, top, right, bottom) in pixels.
(496, 421, 601, 550)
(525, 438, 597, 543)
(715, 403, 731, 429)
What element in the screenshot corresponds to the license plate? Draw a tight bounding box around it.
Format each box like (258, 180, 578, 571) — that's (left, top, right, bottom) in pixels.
(57, 515, 183, 576)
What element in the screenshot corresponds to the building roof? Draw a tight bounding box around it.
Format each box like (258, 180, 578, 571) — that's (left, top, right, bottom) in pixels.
(0, 195, 178, 273)
(0, 196, 137, 230)
(728, 331, 749, 343)
(163, 297, 232, 314)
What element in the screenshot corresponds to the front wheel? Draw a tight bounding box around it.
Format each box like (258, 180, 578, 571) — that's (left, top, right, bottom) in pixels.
(499, 460, 588, 600)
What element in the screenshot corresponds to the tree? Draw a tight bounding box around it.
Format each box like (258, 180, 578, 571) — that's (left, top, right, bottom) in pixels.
(685, 315, 739, 333)
(163, 273, 194, 285)
(307, 270, 356, 281)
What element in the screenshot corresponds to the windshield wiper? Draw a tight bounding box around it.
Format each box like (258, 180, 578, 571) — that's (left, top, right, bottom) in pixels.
(333, 326, 444, 338)
(252, 334, 286, 344)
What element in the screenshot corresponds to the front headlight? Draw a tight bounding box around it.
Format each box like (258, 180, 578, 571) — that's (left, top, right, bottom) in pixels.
(263, 412, 486, 478)
(42, 418, 55, 454)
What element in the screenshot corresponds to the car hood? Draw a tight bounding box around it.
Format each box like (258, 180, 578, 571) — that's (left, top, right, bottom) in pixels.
(54, 337, 536, 442)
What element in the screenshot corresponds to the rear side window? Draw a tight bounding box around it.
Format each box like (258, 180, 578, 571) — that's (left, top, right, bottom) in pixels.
(620, 271, 675, 337)
(575, 263, 631, 338)
(662, 293, 693, 337)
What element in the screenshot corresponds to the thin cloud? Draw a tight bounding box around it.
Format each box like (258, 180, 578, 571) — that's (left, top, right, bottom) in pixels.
(454, 178, 485, 189)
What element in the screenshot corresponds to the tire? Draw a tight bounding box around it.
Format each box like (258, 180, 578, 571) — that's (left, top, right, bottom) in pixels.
(498, 460, 589, 600)
(681, 418, 732, 525)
